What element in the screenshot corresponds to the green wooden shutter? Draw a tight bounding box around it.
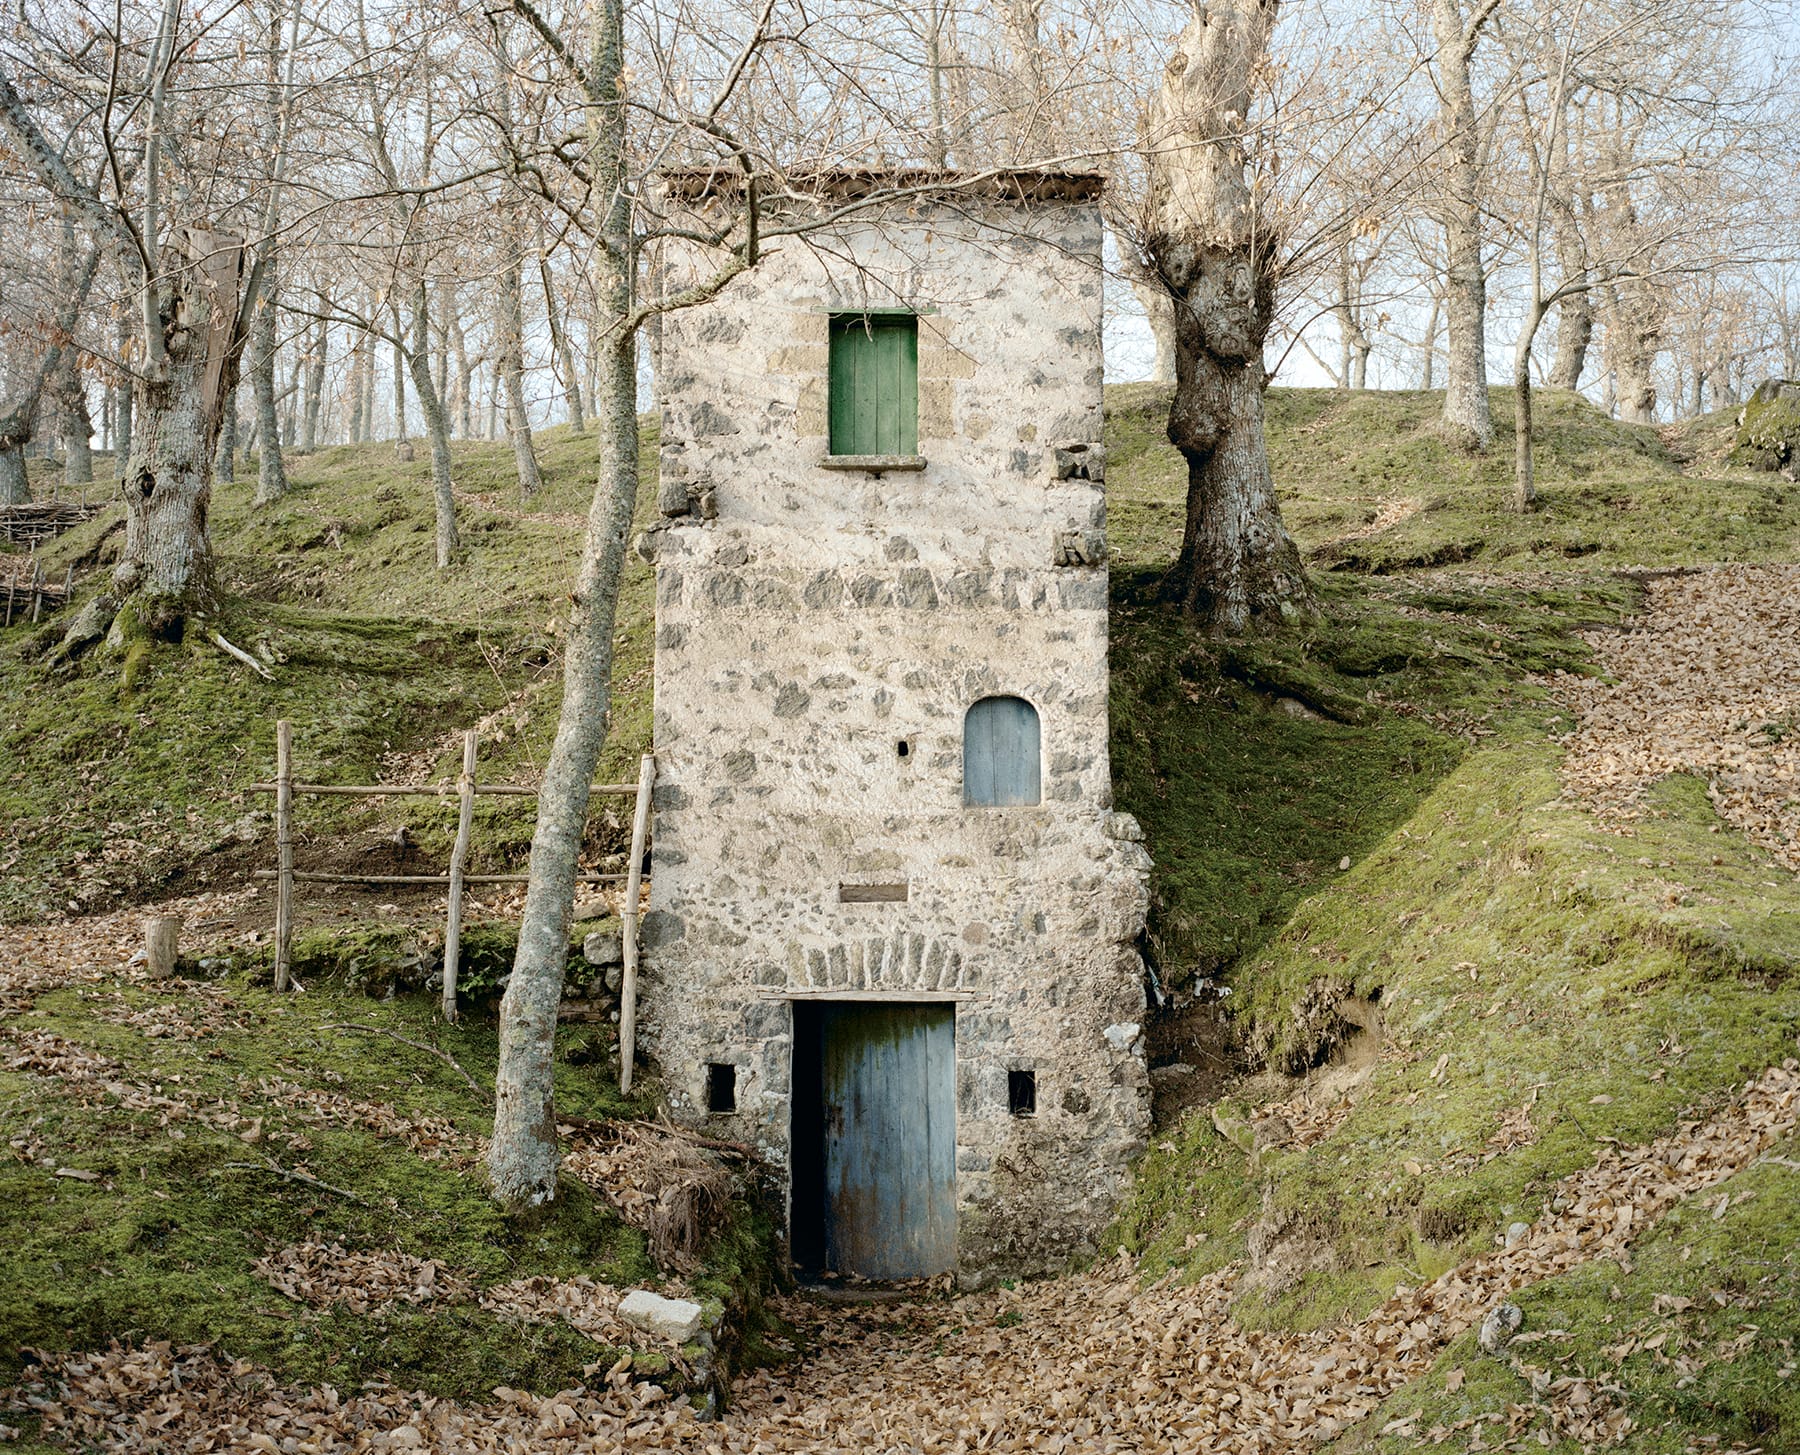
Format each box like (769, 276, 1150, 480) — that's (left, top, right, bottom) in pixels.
(829, 314, 918, 455)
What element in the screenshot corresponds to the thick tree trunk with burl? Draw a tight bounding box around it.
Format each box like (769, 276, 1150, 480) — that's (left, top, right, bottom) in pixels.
(115, 233, 245, 634)
(1145, 0, 1311, 634)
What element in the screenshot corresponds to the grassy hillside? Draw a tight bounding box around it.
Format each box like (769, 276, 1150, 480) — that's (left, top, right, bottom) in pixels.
(3, 384, 1798, 1445)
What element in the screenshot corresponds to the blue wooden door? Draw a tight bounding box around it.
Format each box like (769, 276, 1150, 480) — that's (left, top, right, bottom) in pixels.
(963, 695, 1042, 806)
(819, 1003, 956, 1279)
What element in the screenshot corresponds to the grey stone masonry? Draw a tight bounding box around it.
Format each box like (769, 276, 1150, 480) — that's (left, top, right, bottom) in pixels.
(641, 183, 1152, 1286)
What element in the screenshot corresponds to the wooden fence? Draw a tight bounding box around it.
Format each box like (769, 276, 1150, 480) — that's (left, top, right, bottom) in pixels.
(0, 500, 101, 548)
(249, 720, 656, 1083)
(1, 556, 72, 626)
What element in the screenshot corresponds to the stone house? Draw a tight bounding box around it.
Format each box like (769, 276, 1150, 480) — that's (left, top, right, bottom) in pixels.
(638, 172, 1152, 1286)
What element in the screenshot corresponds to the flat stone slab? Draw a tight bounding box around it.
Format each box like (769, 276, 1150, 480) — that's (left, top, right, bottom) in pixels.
(618, 1289, 706, 1343)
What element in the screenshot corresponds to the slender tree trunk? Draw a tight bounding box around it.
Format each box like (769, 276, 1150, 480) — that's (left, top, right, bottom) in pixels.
(1120, 251, 1177, 385)
(491, 0, 634, 1213)
(391, 312, 409, 449)
(1513, 301, 1550, 512)
(498, 252, 544, 497)
(249, 262, 287, 505)
(539, 249, 587, 432)
(450, 313, 473, 437)
(348, 324, 367, 443)
(1418, 293, 1439, 389)
(405, 288, 459, 568)
(216, 389, 237, 482)
(299, 309, 327, 452)
(1144, 0, 1311, 633)
(115, 319, 134, 472)
(433, 276, 453, 408)
(1431, 0, 1492, 448)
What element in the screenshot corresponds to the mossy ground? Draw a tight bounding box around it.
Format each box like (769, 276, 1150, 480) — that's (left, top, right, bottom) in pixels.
(5, 385, 1799, 1437)
(1, 424, 659, 922)
(1105, 387, 1800, 1444)
(0, 961, 669, 1401)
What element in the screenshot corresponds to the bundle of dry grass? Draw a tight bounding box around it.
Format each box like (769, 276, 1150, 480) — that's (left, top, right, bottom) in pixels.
(561, 1119, 747, 1272)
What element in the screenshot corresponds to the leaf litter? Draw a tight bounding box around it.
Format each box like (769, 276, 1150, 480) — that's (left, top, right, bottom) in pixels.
(1551, 565, 1800, 873)
(8, 1061, 1794, 1453)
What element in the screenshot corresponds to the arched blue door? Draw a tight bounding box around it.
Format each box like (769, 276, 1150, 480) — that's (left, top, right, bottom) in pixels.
(963, 695, 1041, 806)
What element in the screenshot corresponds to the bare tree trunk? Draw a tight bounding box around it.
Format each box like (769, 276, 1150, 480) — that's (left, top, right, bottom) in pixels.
(115, 316, 134, 470)
(1513, 301, 1549, 512)
(59, 375, 94, 484)
(491, 0, 633, 1213)
(433, 275, 453, 408)
(249, 263, 287, 505)
(1419, 293, 1440, 389)
(1546, 244, 1590, 390)
(300, 307, 327, 451)
(216, 389, 237, 482)
(539, 247, 586, 432)
(999, 0, 1046, 153)
(0, 444, 26, 505)
(1603, 276, 1660, 424)
(391, 311, 409, 450)
(1431, 0, 1493, 448)
(497, 252, 544, 496)
(1144, 0, 1311, 633)
(449, 312, 473, 437)
(1119, 251, 1177, 385)
(114, 235, 246, 633)
(405, 287, 459, 568)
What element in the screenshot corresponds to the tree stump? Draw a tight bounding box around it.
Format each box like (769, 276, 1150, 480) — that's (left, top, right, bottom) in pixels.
(144, 916, 180, 979)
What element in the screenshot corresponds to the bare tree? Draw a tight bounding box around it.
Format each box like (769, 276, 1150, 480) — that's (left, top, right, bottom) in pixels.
(0, 243, 101, 504)
(0, 0, 303, 640)
(1139, 1, 1312, 631)
(1427, 0, 1505, 448)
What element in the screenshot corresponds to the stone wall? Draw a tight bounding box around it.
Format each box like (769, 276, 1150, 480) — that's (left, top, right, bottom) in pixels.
(640, 193, 1152, 1284)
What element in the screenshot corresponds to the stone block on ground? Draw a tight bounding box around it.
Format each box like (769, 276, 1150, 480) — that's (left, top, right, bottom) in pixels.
(618, 1289, 706, 1343)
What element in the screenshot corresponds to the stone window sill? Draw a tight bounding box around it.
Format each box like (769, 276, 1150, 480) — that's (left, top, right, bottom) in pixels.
(817, 454, 927, 473)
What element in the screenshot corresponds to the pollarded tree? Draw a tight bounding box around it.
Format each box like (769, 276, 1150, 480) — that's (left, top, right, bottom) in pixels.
(1140, 0, 1313, 632)
(0, 0, 303, 640)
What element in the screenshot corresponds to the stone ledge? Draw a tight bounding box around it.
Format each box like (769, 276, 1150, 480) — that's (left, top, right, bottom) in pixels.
(817, 454, 927, 473)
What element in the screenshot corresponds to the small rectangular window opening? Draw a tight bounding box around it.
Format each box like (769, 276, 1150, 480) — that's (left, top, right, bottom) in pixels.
(1008, 1069, 1037, 1117)
(706, 1063, 737, 1114)
(828, 312, 919, 457)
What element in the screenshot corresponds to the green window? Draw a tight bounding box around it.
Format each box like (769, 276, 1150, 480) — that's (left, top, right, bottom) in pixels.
(828, 313, 918, 456)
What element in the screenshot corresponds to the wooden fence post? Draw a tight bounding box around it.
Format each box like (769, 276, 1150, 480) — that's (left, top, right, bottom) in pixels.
(442, 730, 478, 1022)
(28, 557, 42, 624)
(618, 753, 656, 1095)
(144, 916, 180, 979)
(273, 719, 295, 991)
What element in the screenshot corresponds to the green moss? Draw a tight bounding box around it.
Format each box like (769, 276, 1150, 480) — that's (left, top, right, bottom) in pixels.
(1114, 735, 1800, 1329)
(1732, 391, 1800, 473)
(0, 970, 671, 1397)
(1107, 385, 1800, 577)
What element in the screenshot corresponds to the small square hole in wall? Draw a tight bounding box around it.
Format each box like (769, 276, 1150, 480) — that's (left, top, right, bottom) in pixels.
(1008, 1069, 1036, 1117)
(896, 737, 913, 760)
(706, 1063, 737, 1114)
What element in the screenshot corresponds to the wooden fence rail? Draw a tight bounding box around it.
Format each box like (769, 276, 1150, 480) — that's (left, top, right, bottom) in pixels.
(248, 718, 654, 1033)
